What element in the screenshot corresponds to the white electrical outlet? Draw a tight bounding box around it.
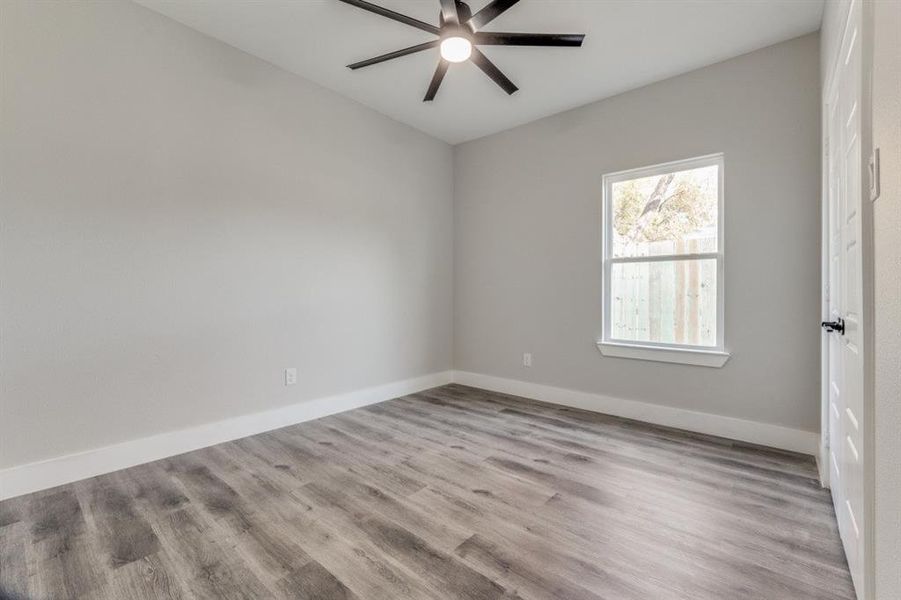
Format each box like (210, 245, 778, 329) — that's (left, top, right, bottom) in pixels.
(285, 368, 297, 386)
(523, 353, 532, 367)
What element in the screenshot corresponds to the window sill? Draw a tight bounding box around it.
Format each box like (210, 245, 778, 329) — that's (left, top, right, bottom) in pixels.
(597, 341, 730, 368)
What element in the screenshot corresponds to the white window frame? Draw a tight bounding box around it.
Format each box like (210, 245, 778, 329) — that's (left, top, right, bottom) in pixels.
(598, 153, 729, 368)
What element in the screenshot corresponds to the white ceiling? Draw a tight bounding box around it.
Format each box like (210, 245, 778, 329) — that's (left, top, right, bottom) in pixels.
(135, 0, 824, 144)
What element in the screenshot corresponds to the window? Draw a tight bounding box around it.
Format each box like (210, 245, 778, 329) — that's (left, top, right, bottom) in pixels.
(599, 154, 728, 367)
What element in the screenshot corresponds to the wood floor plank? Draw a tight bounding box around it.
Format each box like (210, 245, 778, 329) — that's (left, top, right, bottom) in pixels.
(25, 488, 109, 599)
(0, 384, 857, 600)
(0, 522, 30, 600)
(102, 552, 188, 600)
(82, 476, 161, 569)
(283, 496, 437, 600)
(401, 478, 712, 598)
(150, 507, 272, 599)
(125, 463, 191, 515)
(274, 560, 359, 600)
(355, 514, 510, 600)
(455, 532, 642, 600)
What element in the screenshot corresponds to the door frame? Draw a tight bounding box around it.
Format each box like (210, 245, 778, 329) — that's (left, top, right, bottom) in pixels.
(820, 0, 876, 597)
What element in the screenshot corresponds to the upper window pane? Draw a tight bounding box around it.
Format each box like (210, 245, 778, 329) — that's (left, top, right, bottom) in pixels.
(611, 163, 719, 258)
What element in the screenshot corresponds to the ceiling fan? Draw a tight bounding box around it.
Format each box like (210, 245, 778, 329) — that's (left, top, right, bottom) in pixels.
(337, 0, 585, 101)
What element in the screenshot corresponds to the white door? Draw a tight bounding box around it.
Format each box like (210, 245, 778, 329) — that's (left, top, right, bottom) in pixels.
(825, 1, 866, 597)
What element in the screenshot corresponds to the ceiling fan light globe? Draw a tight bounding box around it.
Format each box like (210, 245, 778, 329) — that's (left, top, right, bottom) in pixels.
(440, 36, 472, 62)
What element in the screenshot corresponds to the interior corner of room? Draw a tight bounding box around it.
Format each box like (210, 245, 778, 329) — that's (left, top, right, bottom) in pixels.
(1, 0, 898, 599)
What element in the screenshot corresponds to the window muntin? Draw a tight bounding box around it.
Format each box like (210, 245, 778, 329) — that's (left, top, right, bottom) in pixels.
(602, 155, 724, 354)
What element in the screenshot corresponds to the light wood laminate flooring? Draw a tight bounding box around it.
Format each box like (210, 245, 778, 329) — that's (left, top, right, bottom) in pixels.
(0, 384, 855, 600)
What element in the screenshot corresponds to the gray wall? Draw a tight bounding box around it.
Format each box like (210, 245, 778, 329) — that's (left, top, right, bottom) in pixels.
(0, 0, 453, 469)
(870, 0, 901, 596)
(454, 34, 822, 432)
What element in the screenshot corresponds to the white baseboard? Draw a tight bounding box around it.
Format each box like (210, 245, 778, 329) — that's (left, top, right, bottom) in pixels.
(0, 369, 819, 500)
(818, 440, 831, 488)
(0, 371, 453, 501)
(453, 371, 820, 455)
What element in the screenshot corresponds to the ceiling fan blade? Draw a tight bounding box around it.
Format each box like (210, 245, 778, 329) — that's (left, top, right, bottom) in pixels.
(424, 60, 450, 101)
(469, 48, 518, 95)
(439, 0, 459, 25)
(336, 0, 440, 35)
(348, 40, 440, 69)
(473, 32, 585, 47)
(467, 0, 519, 31)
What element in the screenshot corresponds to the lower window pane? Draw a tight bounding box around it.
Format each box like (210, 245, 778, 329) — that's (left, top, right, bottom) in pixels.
(610, 259, 717, 347)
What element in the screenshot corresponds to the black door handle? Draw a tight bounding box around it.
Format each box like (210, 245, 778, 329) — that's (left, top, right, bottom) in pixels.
(821, 318, 845, 334)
